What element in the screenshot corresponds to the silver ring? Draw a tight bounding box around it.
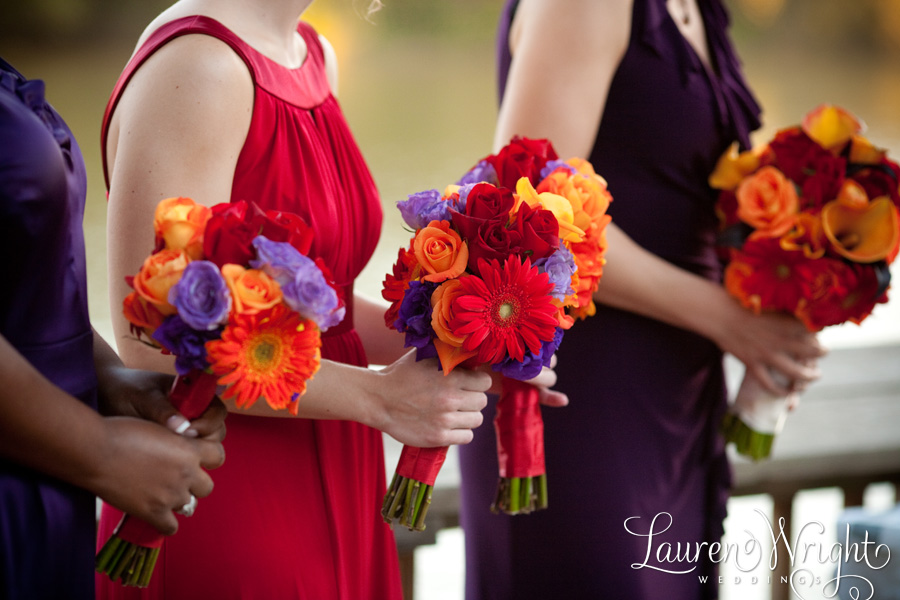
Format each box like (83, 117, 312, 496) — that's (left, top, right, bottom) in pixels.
(177, 494, 198, 517)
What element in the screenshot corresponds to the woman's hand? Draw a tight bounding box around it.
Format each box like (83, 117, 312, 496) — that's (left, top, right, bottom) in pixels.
(371, 350, 491, 448)
(97, 364, 227, 443)
(712, 302, 827, 396)
(92, 417, 225, 535)
(484, 355, 570, 408)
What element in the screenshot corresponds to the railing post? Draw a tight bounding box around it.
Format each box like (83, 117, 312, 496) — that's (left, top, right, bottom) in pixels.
(771, 491, 794, 600)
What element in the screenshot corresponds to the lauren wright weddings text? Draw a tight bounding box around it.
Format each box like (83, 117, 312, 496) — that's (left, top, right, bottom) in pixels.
(624, 510, 891, 599)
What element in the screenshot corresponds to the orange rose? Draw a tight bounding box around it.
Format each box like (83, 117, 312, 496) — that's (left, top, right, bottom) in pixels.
(221, 264, 283, 315)
(430, 278, 477, 374)
(736, 166, 799, 237)
(122, 291, 167, 338)
(131, 249, 190, 316)
(537, 162, 612, 245)
(413, 220, 469, 283)
(222, 264, 282, 315)
(153, 197, 212, 260)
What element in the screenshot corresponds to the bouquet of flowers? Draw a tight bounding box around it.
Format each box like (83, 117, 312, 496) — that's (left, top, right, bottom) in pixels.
(95, 197, 343, 586)
(709, 105, 900, 460)
(381, 137, 612, 529)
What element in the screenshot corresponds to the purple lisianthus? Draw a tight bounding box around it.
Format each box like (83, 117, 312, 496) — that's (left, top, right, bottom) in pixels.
(397, 189, 451, 230)
(455, 182, 477, 214)
(168, 261, 231, 331)
(250, 236, 307, 283)
(152, 315, 222, 376)
(539, 159, 577, 180)
(534, 245, 577, 301)
(251, 236, 344, 330)
(395, 280, 438, 354)
(457, 159, 498, 187)
(493, 327, 564, 381)
(281, 260, 344, 330)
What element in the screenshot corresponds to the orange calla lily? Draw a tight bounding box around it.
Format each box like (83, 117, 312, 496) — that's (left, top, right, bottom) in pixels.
(802, 105, 864, 153)
(848, 135, 886, 166)
(708, 142, 762, 191)
(821, 196, 899, 263)
(836, 179, 869, 210)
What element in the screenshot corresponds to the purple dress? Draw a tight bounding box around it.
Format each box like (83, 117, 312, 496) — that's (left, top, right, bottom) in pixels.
(0, 58, 98, 599)
(458, 1, 761, 598)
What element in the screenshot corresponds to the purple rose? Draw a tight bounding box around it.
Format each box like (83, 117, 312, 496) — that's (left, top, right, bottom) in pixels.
(493, 328, 564, 381)
(152, 315, 221, 376)
(397, 189, 451, 230)
(540, 159, 577, 180)
(250, 236, 307, 283)
(168, 261, 231, 331)
(457, 159, 498, 187)
(281, 260, 344, 330)
(534, 245, 577, 301)
(395, 280, 438, 353)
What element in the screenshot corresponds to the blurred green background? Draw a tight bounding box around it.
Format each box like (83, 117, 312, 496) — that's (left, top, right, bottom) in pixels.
(2, 0, 899, 347)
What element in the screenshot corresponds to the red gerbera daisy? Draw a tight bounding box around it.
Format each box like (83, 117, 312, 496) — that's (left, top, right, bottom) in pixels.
(206, 304, 321, 415)
(724, 237, 825, 314)
(449, 256, 558, 364)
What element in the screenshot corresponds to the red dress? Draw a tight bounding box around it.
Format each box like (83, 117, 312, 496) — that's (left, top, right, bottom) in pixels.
(95, 17, 402, 600)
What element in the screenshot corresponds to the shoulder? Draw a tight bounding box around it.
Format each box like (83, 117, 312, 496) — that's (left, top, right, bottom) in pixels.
(318, 33, 339, 95)
(116, 31, 254, 129)
(512, 0, 632, 56)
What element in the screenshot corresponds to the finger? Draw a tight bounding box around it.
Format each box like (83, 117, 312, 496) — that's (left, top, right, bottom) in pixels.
(453, 369, 493, 392)
(527, 366, 558, 389)
(188, 399, 228, 441)
(748, 364, 791, 396)
(453, 391, 488, 412)
(190, 468, 216, 499)
(548, 354, 558, 369)
(195, 439, 226, 471)
(445, 409, 485, 431)
(539, 389, 569, 408)
(768, 353, 820, 385)
(443, 429, 475, 446)
(149, 511, 179, 536)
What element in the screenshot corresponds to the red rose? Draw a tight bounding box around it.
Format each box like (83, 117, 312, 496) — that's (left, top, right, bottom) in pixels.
(797, 261, 886, 330)
(202, 201, 315, 267)
(463, 218, 522, 266)
(510, 201, 559, 261)
(463, 183, 516, 221)
(485, 137, 559, 189)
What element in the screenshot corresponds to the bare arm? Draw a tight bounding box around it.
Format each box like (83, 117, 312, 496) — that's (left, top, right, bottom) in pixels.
(496, 0, 823, 393)
(105, 33, 490, 441)
(0, 332, 223, 535)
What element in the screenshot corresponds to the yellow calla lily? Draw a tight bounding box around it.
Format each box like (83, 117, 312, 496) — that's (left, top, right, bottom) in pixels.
(515, 177, 585, 242)
(708, 142, 762, 191)
(848, 135, 886, 166)
(821, 196, 899, 263)
(801, 105, 864, 153)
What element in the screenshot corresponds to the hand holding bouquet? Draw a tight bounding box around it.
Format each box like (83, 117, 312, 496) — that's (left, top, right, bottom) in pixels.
(710, 105, 900, 459)
(96, 197, 343, 586)
(381, 138, 612, 529)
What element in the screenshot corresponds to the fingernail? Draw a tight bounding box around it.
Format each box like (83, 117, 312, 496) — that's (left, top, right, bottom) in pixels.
(167, 415, 191, 435)
(183, 428, 199, 438)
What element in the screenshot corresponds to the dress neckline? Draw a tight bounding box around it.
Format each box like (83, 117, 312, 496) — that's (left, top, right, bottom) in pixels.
(154, 15, 312, 73)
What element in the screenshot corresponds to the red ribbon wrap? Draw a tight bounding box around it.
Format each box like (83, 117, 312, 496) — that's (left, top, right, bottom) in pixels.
(494, 378, 545, 479)
(113, 369, 218, 547)
(394, 445, 449, 487)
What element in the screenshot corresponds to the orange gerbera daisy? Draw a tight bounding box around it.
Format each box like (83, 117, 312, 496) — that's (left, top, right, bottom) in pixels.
(206, 304, 321, 415)
(450, 256, 558, 364)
